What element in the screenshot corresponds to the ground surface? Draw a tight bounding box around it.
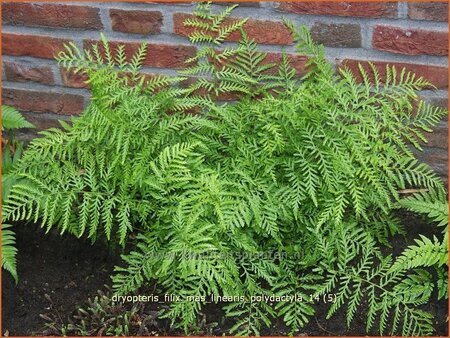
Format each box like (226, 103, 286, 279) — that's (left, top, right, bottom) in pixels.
(2, 212, 448, 336)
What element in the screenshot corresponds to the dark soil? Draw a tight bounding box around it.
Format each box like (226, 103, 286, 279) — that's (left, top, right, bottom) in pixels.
(2, 225, 121, 336)
(2, 212, 448, 336)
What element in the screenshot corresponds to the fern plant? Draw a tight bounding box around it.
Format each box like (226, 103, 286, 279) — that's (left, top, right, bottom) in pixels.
(2, 3, 447, 336)
(1, 105, 34, 282)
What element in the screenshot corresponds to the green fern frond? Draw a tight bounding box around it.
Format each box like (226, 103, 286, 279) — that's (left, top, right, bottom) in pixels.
(1, 223, 18, 283)
(2, 105, 34, 130)
(399, 190, 448, 227)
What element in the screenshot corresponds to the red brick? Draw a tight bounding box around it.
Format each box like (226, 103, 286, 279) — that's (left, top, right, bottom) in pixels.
(337, 59, 448, 89)
(2, 3, 102, 30)
(110, 9, 162, 35)
(373, 26, 448, 56)
(61, 67, 169, 90)
(310, 22, 361, 48)
(2, 33, 72, 59)
(174, 13, 293, 45)
(264, 53, 309, 75)
(4, 61, 54, 85)
(277, 2, 398, 18)
(408, 2, 448, 22)
(2, 88, 85, 115)
(60, 68, 89, 88)
(83, 40, 196, 69)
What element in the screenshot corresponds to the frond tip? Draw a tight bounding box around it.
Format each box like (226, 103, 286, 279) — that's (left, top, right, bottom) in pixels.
(2, 105, 34, 130)
(1, 223, 18, 283)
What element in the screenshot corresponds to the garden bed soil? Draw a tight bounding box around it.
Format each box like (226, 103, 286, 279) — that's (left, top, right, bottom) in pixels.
(2, 211, 448, 336)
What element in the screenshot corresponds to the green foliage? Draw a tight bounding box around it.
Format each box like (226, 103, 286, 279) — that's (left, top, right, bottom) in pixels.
(3, 3, 447, 336)
(1, 105, 34, 283)
(398, 189, 448, 227)
(184, 2, 247, 45)
(181, 4, 287, 99)
(2, 105, 34, 131)
(2, 105, 35, 200)
(314, 223, 436, 336)
(1, 223, 18, 283)
(392, 190, 449, 300)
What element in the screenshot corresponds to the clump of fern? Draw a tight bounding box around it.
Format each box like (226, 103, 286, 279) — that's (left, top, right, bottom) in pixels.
(1, 105, 34, 282)
(3, 3, 447, 336)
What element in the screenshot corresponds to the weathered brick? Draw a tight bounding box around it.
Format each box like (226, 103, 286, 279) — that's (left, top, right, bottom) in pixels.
(2, 33, 72, 59)
(145, 1, 191, 4)
(337, 59, 448, 89)
(310, 22, 361, 48)
(174, 13, 293, 45)
(60, 68, 89, 88)
(420, 95, 448, 109)
(408, 2, 448, 22)
(238, 19, 293, 45)
(277, 2, 398, 18)
(264, 53, 309, 75)
(83, 40, 196, 69)
(216, 2, 260, 7)
(20, 112, 70, 132)
(2, 88, 85, 115)
(110, 9, 162, 35)
(373, 26, 448, 56)
(419, 95, 448, 149)
(4, 61, 54, 85)
(2, 3, 102, 30)
(413, 148, 448, 177)
(62, 67, 171, 90)
(423, 121, 448, 149)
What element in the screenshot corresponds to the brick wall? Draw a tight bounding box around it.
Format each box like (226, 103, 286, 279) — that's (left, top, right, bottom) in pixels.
(1, 1, 448, 176)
